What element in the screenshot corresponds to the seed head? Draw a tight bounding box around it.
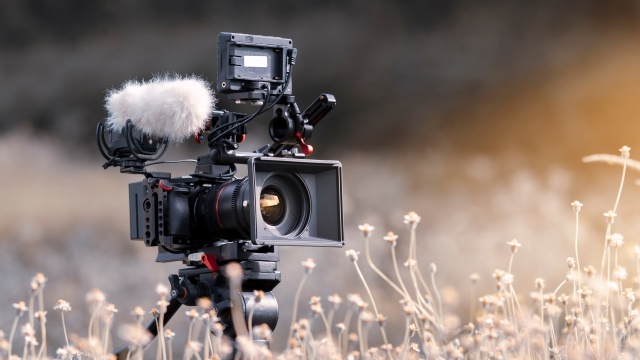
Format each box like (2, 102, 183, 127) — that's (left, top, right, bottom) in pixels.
(620, 146, 631, 159)
(196, 297, 212, 310)
(345, 249, 359, 262)
(131, 306, 145, 321)
(54, 299, 72, 312)
(225, 262, 243, 283)
(604, 210, 617, 224)
(301, 258, 316, 274)
(507, 239, 521, 254)
(32, 273, 47, 285)
(156, 298, 169, 312)
(535, 278, 545, 291)
(614, 266, 628, 281)
(13, 301, 28, 316)
(469, 273, 480, 284)
(403, 211, 422, 228)
(21, 323, 35, 337)
(117, 324, 152, 347)
(185, 309, 199, 321)
(335, 323, 346, 333)
(404, 259, 417, 268)
(164, 329, 175, 340)
(377, 313, 387, 326)
(155, 284, 169, 297)
(149, 308, 159, 318)
(86, 288, 106, 305)
(624, 288, 636, 304)
(609, 233, 624, 248)
(328, 293, 342, 307)
(253, 290, 264, 303)
(358, 223, 375, 238)
(566, 257, 576, 269)
(35, 310, 47, 323)
(571, 201, 583, 213)
(584, 265, 597, 278)
(253, 323, 272, 340)
(383, 232, 398, 247)
(429, 263, 437, 274)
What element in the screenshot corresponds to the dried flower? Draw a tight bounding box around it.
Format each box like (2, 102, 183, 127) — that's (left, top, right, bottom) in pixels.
(117, 324, 152, 347)
(501, 273, 514, 285)
(21, 323, 35, 337)
(403, 211, 422, 228)
(13, 301, 28, 316)
(301, 258, 316, 274)
(345, 249, 359, 262)
(164, 329, 175, 339)
(54, 299, 72, 312)
(507, 239, 521, 254)
(383, 232, 398, 246)
(571, 201, 583, 213)
(614, 266, 628, 281)
(358, 223, 375, 238)
(429, 263, 437, 273)
(535, 278, 545, 291)
(253, 324, 272, 340)
(225, 262, 243, 282)
(469, 273, 480, 283)
(604, 210, 617, 224)
(336, 323, 346, 333)
(156, 298, 169, 312)
(584, 265, 597, 278)
(309, 296, 321, 306)
(131, 306, 145, 321)
(620, 146, 631, 159)
(104, 303, 118, 315)
(155, 283, 169, 297)
(609, 233, 624, 248)
(149, 308, 159, 318)
(86, 288, 106, 305)
(328, 294, 342, 307)
(377, 313, 387, 326)
(33, 273, 47, 285)
(35, 310, 47, 323)
(197, 297, 212, 310)
(566, 257, 576, 269)
(186, 309, 199, 321)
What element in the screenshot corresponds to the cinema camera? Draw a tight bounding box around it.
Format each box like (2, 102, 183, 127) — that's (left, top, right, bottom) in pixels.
(96, 32, 344, 351)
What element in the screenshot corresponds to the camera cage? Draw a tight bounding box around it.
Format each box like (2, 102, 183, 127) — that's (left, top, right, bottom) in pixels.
(97, 32, 343, 260)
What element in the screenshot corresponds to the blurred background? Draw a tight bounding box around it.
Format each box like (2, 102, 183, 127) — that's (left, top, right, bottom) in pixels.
(3, 0, 640, 354)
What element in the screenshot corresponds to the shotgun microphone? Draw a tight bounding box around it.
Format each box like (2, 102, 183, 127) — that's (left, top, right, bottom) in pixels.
(105, 74, 216, 142)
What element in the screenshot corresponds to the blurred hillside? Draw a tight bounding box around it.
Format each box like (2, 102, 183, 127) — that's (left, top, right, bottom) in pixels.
(3, 0, 640, 354)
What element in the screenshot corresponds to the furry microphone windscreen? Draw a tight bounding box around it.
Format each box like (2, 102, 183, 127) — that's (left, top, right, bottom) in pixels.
(105, 74, 216, 142)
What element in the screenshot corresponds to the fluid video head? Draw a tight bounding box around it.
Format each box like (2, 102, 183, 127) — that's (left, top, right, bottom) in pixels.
(97, 32, 344, 264)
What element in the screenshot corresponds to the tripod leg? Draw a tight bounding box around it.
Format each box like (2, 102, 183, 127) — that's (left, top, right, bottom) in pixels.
(113, 297, 182, 360)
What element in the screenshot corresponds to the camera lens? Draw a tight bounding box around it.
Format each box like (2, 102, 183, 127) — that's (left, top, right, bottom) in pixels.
(261, 172, 310, 238)
(260, 187, 285, 226)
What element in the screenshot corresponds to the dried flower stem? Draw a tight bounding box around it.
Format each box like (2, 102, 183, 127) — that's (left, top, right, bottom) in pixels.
(364, 236, 404, 295)
(288, 272, 309, 341)
(7, 315, 18, 358)
(61, 312, 70, 347)
(350, 259, 391, 352)
(574, 210, 582, 295)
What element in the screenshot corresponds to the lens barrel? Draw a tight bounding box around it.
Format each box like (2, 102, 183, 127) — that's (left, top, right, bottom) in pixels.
(195, 171, 311, 241)
(196, 178, 251, 240)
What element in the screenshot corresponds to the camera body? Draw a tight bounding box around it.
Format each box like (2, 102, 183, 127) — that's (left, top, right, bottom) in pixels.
(129, 157, 343, 262)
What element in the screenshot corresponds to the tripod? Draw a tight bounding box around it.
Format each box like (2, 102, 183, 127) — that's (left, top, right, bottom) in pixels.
(114, 242, 281, 359)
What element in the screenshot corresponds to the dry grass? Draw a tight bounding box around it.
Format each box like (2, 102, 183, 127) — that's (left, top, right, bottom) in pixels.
(3, 146, 640, 359)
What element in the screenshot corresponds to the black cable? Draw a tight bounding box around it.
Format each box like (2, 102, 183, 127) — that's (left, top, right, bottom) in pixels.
(208, 62, 294, 142)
